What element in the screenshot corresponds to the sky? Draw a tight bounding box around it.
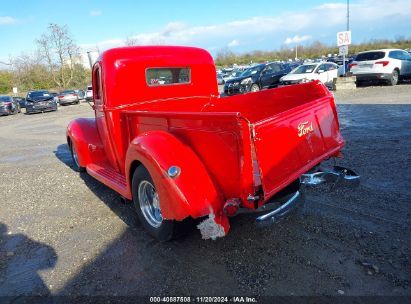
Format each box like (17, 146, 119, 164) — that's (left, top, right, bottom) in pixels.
(1, 0, 411, 66)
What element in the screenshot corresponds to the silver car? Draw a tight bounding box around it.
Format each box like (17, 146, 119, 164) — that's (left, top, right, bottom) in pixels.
(58, 90, 80, 105)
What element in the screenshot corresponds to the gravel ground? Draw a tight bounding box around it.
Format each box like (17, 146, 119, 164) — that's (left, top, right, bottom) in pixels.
(0, 84, 410, 300)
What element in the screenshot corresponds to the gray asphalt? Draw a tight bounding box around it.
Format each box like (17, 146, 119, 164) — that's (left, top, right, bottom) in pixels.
(0, 84, 410, 298)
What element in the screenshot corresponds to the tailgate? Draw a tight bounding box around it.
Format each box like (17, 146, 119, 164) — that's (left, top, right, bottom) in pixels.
(252, 97, 344, 200)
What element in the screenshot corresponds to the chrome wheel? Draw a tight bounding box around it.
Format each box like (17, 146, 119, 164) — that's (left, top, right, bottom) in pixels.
(138, 181, 163, 228)
(72, 145, 80, 168)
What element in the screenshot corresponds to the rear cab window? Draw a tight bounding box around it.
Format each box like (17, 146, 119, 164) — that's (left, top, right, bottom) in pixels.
(356, 51, 385, 61)
(146, 68, 191, 86)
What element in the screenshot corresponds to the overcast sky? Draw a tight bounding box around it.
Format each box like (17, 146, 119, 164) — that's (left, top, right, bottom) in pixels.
(1, 0, 410, 64)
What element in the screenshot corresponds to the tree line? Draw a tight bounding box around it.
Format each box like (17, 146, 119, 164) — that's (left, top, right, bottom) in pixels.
(214, 37, 411, 66)
(1, 23, 410, 95)
(0, 24, 90, 95)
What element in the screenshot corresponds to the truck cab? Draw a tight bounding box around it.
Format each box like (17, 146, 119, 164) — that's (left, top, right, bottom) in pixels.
(67, 46, 359, 240)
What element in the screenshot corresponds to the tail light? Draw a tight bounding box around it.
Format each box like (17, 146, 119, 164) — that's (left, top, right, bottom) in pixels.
(58, 96, 64, 99)
(348, 63, 357, 70)
(73, 93, 78, 97)
(375, 61, 389, 67)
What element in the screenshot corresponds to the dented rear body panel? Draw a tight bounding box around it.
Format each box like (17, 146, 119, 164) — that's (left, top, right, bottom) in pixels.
(67, 46, 356, 240)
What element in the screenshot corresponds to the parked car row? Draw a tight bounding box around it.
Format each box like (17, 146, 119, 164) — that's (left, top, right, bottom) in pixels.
(0, 95, 21, 116)
(223, 62, 299, 95)
(0, 85, 93, 117)
(220, 48, 411, 96)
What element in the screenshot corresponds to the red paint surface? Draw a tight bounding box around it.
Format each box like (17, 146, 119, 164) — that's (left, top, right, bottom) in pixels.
(67, 46, 345, 235)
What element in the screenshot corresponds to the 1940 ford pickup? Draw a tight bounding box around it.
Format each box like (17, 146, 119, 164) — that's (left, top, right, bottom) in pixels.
(67, 46, 359, 240)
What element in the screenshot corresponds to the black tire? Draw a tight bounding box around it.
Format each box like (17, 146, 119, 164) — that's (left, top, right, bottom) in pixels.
(355, 80, 363, 87)
(70, 142, 85, 172)
(388, 69, 399, 86)
(132, 166, 175, 241)
(250, 84, 260, 92)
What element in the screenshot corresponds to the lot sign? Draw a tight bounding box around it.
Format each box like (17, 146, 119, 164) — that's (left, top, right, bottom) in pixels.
(337, 31, 351, 46)
(339, 45, 348, 56)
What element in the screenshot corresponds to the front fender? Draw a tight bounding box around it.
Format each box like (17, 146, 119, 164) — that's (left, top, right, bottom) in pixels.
(66, 118, 104, 167)
(125, 131, 229, 235)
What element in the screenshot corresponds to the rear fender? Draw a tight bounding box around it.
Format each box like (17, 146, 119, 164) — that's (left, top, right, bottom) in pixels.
(125, 131, 229, 237)
(66, 118, 105, 167)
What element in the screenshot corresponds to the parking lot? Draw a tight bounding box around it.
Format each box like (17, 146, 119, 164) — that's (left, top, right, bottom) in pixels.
(0, 84, 410, 298)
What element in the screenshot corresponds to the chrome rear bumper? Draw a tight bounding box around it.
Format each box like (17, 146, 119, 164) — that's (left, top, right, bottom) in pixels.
(300, 165, 360, 188)
(256, 191, 303, 223)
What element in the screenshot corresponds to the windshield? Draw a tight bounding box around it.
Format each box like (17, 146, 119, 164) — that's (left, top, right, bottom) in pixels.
(60, 90, 75, 94)
(290, 65, 317, 74)
(27, 91, 50, 98)
(0, 96, 12, 102)
(240, 65, 264, 77)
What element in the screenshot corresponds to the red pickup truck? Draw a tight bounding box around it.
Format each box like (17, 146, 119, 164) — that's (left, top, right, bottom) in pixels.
(67, 46, 359, 240)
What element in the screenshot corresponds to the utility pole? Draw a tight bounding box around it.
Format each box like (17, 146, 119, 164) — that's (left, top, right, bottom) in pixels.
(347, 0, 350, 31)
(295, 44, 298, 60)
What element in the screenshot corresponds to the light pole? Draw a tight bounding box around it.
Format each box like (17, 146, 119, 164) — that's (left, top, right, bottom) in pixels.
(347, 0, 350, 31)
(86, 51, 93, 69)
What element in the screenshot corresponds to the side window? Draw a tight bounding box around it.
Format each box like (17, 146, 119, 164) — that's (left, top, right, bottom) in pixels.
(389, 51, 401, 60)
(327, 64, 337, 70)
(93, 67, 101, 101)
(270, 64, 282, 73)
(146, 67, 190, 86)
(317, 64, 327, 72)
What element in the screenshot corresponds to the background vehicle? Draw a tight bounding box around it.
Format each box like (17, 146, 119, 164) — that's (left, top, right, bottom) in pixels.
(0, 95, 21, 115)
(58, 90, 80, 105)
(25, 90, 58, 114)
(217, 74, 224, 85)
(223, 62, 295, 95)
(279, 62, 339, 89)
(85, 85, 93, 101)
(349, 49, 411, 86)
(75, 89, 86, 101)
(12, 96, 26, 108)
(67, 46, 358, 241)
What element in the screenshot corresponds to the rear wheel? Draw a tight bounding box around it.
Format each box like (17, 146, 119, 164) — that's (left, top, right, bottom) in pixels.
(132, 166, 175, 241)
(388, 70, 399, 86)
(70, 142, 85, 172)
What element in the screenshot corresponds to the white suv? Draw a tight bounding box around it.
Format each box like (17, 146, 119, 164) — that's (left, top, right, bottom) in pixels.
(85, 85, 93, 101)
(350, 49, 411, 86)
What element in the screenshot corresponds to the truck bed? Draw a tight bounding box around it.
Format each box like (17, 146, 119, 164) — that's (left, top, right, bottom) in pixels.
(120, 81, 343, 204)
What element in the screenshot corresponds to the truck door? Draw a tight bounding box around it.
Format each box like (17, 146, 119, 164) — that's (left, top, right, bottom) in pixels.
(93, 64, 119, 170)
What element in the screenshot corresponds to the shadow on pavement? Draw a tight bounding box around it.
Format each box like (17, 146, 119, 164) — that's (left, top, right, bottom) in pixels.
(0, 222, 57, 296)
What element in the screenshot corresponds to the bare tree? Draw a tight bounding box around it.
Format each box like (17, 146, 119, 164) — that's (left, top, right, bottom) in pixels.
(125, 35, 140, 46)
(36, 23, 80, 88)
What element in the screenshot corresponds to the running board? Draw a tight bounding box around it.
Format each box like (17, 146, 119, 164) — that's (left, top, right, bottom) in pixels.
(86, 163, 130, 199)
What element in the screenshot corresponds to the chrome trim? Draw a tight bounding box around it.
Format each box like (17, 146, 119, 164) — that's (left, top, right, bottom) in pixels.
(300, 165, 360, 188)
(256, 191, 301, 222)
(247, 194, 260, 202)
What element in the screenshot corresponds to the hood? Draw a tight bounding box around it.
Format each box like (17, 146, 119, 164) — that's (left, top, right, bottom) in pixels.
(224, 75, 251, 84)
(281, 73, 317, 81)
